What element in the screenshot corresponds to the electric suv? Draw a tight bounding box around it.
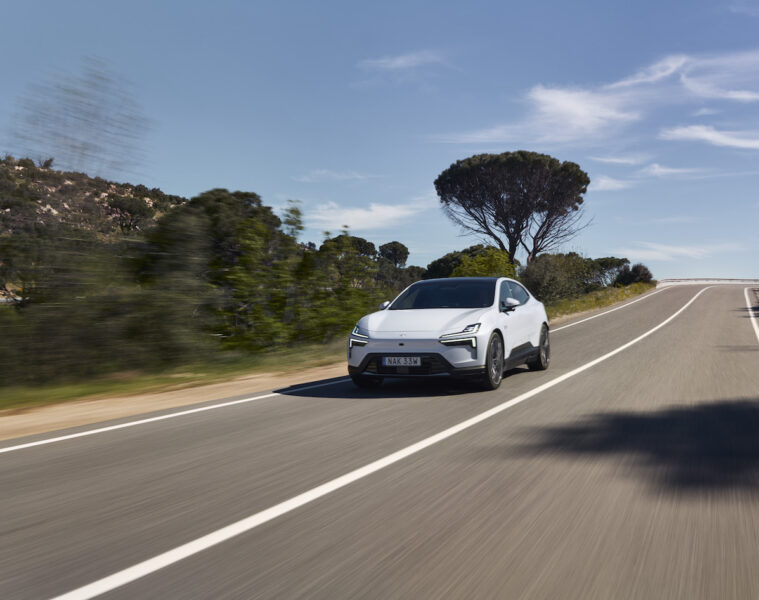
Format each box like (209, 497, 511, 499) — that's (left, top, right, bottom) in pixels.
(347, 277, 549, 390)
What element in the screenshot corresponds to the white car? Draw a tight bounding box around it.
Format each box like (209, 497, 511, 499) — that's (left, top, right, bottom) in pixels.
(348, 277, 550, 390)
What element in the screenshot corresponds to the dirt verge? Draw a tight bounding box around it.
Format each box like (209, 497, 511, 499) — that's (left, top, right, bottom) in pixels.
(0, 362, 348, 442)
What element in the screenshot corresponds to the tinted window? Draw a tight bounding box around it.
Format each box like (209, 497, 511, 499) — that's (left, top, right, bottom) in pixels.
(499, 281, 512, 305)
(390, 279, 496, 310)
(509, 282, 530, 304)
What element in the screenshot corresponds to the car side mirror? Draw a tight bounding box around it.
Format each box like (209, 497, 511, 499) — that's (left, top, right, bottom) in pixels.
(500, 297, 520, 312)
(379, 300, 390, 310)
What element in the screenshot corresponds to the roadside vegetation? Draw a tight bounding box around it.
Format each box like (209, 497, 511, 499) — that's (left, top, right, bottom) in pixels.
(0, 152, 653, 406)
(0, 341, 348, 411)
(544, 282, 656, 320)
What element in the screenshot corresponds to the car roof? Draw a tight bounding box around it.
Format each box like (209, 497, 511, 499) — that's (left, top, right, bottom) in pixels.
(414, 277, 505, 283)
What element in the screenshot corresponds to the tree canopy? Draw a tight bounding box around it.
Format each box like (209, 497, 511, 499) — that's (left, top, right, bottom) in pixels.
(434, 151, 590, 264)
(450, 247, 516, 278)
(320, 234, 377, 258)
(423, 244, 489, 279)
(378, 241, 409, 268)
(615, 263, 653, 285)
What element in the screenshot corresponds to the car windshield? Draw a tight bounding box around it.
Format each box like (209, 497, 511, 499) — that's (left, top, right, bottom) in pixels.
(390, 279, 496, 310)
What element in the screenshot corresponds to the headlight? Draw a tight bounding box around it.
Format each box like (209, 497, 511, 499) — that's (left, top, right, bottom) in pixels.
(351, 325, 369, 339)
(439, 323, 480, 348)
(349, 325, 369, 351)
(439, 323, 480, 339)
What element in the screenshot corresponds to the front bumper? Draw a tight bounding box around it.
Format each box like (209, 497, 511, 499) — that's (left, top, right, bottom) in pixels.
(348, 352, 486, 378)
(347, 333, 488, 378)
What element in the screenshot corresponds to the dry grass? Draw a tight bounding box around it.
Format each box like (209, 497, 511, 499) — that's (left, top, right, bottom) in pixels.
(546, 282, 656, 321)
(0, 341, 347, 411)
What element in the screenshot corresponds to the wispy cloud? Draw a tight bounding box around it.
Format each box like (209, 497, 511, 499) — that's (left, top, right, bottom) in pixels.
(611, 50, 759, 102)
(609, 55, 690, 88)
(590, 176, 634, 191)
(651, 215, 704, 224)
(692, 107, 720, 116)
(359, 50, 445, 71)
(293, 169, 377, 183)
(680, 50, 759, 101)
(638, 163, 701, 177)
(528, 85, 640, 140)
(615, 241, 743, 261)
(308, 195, 434, 231)
(589, 155, 648, 165)
(434, 49, 759, 146)
(437, 85, 639, 144)
(729, 1, 759, 17)
(660, 125, 759, 149)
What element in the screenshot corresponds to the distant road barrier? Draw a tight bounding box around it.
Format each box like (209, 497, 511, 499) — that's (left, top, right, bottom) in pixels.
(657, 278, 759, 287)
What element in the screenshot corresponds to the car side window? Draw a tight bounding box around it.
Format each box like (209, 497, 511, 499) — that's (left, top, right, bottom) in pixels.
(509, 282, 530, 304)
(499, 281, 512, 306)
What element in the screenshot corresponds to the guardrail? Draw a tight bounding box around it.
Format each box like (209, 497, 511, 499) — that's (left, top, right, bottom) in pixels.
(657, 278, 759, 287)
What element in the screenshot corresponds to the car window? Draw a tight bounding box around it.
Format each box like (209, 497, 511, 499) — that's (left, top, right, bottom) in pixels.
(390, 279, 496, 309)
(509, 281, 530, 304)
(499, 281, 513, 305)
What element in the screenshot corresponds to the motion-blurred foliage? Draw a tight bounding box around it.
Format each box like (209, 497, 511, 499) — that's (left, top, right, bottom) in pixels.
(0, 157, 649, 386)
(0, 159, 418, 384)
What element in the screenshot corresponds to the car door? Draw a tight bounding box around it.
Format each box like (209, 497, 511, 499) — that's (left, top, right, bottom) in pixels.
(498, 280, 530, 352)
(507, 280, 542, 347)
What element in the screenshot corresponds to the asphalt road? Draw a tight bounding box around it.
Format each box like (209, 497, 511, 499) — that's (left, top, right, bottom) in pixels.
(2, 284, 759, 599)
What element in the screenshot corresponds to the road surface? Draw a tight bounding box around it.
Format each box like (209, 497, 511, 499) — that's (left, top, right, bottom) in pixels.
(1, 284, 758, 599)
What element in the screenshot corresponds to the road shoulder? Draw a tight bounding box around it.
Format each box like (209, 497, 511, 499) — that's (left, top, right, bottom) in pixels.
(0, 362, 348, 442)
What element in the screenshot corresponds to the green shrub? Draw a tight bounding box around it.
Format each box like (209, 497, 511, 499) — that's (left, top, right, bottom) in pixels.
(614, 263, 653, 285)
(450, 247, 516, 278)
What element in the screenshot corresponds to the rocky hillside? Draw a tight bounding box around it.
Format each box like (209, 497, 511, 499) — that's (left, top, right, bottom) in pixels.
(0, 156, 186, 236)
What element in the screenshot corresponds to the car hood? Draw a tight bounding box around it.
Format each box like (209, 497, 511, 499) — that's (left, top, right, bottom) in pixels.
(360, 307, 490, 335)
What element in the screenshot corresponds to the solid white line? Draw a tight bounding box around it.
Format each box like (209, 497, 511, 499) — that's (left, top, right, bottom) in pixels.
(50, 286, 713, 600)
(552, 288, 666, 332)
(0, 288, 667, 455)
(745, 287, 759, 344)
(0, 379, 350, 455)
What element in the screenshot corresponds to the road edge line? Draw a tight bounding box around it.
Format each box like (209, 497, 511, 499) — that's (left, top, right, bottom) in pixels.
(0, 379, 349, 455)
(552, 287, 666, 332)
(745, 286, 759, 344)
(1, 286, 672, 453)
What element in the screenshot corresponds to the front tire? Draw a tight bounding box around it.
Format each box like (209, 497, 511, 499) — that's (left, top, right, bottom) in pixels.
(527, 324, 550, 371)
(351, 374, 383, 388)
(481, 332, 504, 390)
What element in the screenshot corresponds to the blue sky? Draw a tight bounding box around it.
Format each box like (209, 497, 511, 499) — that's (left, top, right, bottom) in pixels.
(2, 0, 759, 277)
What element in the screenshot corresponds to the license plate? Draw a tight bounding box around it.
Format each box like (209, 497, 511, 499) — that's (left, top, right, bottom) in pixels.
(382, 356, 421, 367)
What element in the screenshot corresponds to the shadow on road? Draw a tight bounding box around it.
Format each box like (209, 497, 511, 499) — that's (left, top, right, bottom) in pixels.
(276, 367, 531, 399)
(737, 289, 759, 319)
(717, 345, 759, 352)
(276, 376, 476, 399)
(522, 400, 759, 493)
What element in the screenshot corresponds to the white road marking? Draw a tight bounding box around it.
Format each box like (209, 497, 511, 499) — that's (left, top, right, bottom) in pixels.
(745, 287, 759, 344)
(1, 287, 673, 454)
(50, 286, 713, 600)
(0, 379, 349, 455)
(552, 287, 666, 332)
